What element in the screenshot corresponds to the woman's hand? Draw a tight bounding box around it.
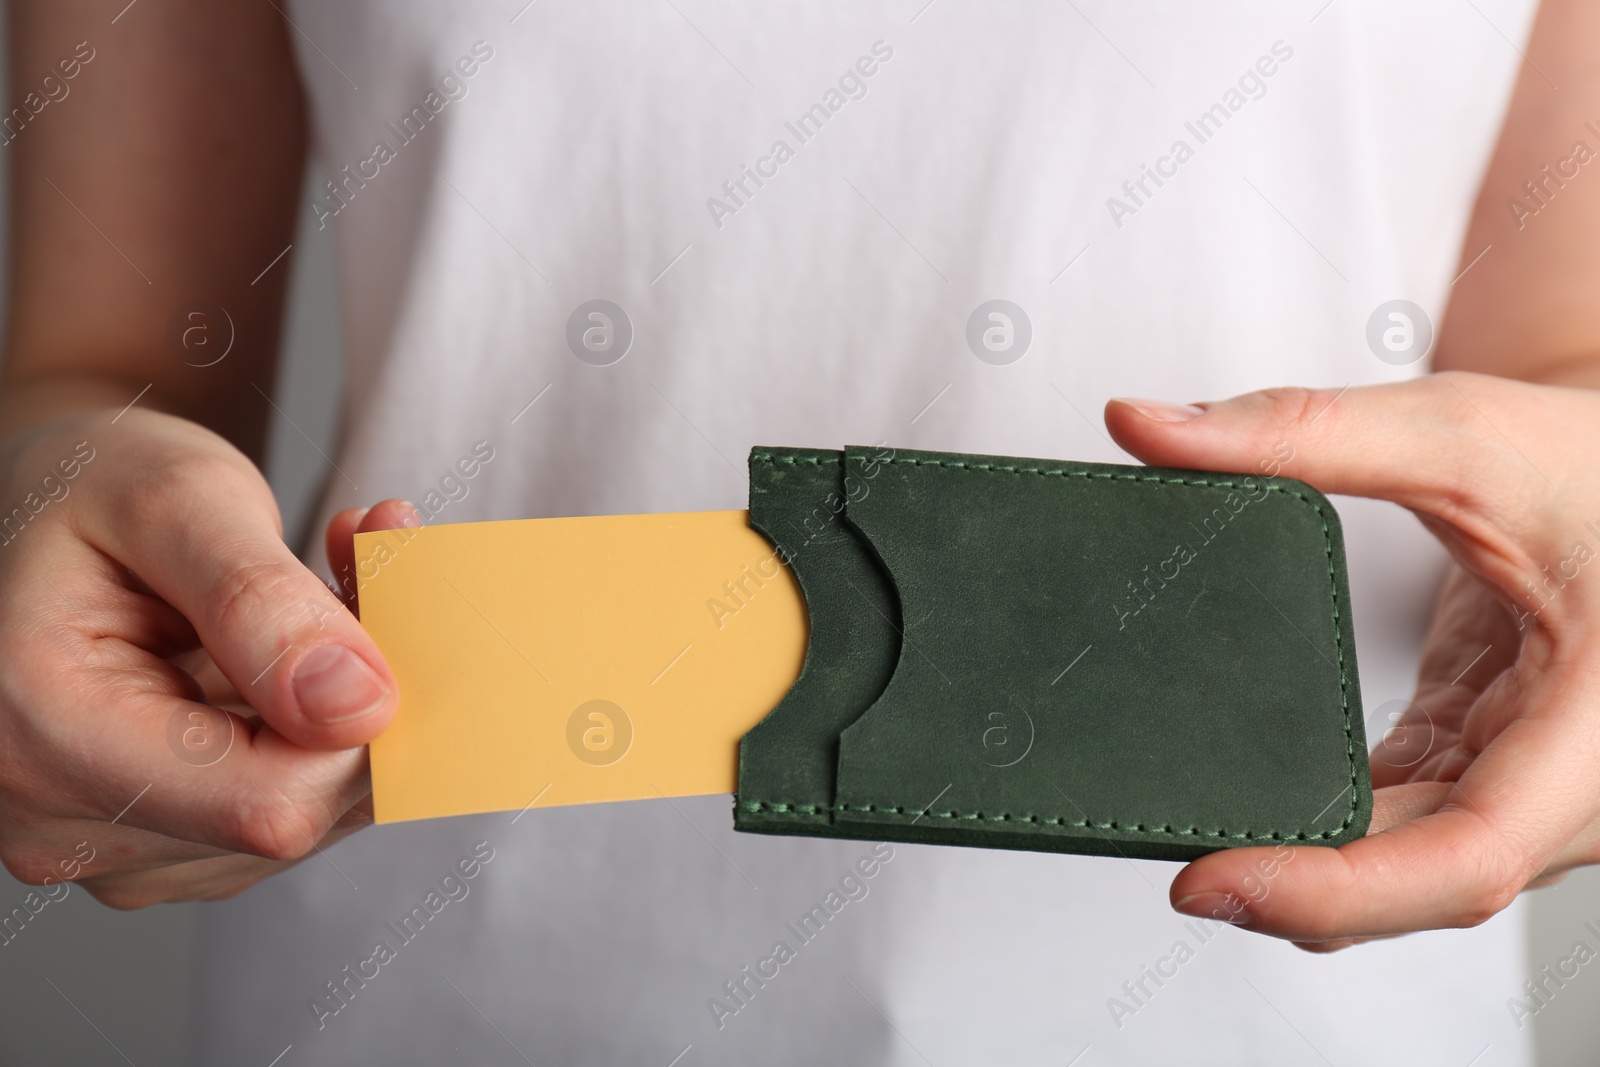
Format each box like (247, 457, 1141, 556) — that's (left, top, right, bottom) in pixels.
(0, 406, 411, 907)
(1106, 371, 1600, 949)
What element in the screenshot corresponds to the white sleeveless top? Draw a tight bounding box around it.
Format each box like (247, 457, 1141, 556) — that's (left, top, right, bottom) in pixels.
(196, 3, 1538, 1063)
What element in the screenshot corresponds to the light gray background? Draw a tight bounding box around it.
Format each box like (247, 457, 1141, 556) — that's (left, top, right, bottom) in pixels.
(0, 52, 1597, 1067)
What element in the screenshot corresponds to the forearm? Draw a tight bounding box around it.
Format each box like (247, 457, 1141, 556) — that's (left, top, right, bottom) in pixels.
(1432, 0, 1600, 392)
(0, 344, 283, 456)
(0, 0, 309, 462)
(1508, 359, 1600, 391)
(0, 348, 273, 429)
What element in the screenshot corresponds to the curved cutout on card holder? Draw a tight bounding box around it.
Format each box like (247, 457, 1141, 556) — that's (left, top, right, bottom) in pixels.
(734, 448, 901, 836)
(735, 445, 1372, 862)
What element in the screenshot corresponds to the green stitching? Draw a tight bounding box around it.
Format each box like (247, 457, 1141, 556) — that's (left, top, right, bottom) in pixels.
(737, 800, 1342, 843)
(743, 451, 1358, 842)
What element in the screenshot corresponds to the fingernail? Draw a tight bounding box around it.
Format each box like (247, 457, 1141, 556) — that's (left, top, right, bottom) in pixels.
(335, 805, 376, 829)
(1174, 892, 1252, 924)
(1114, 398, 1206, 422)
(292, 645, 389, 724)
(397, 500, 424, 528)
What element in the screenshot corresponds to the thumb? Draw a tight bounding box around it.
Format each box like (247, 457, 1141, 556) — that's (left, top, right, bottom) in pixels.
(1103, 372, 1551, 530)
(86, 458, 397, 750)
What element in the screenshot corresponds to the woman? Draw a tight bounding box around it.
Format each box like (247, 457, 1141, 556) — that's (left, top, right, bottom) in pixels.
(1, 1, 1588, 1062)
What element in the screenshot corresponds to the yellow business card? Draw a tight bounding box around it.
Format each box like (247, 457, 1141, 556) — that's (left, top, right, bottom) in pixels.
(357, 510, 807, 824)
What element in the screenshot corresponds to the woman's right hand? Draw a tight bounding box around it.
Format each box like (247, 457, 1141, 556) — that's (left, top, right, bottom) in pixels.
(0, 405, 403, 908)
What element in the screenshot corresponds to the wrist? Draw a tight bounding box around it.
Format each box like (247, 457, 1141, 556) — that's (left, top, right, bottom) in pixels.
(0, 373, 164, 442)
(1442, 356, 1600, 392)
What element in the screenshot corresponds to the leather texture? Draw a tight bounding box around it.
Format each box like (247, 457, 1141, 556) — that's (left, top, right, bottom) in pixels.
(734, 445, 1371, 862)
(736, 446, 901, 837)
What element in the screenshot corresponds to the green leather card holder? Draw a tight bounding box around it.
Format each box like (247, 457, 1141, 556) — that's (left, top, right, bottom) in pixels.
(734, 445, 1371, 861)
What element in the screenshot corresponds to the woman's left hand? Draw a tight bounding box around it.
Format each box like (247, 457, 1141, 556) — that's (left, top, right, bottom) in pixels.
(1106, 371, 1600, 950)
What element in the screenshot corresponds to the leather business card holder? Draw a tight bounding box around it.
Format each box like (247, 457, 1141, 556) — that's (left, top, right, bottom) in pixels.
(733, 445, 1371, 862)
(358, 442, 1371, 858)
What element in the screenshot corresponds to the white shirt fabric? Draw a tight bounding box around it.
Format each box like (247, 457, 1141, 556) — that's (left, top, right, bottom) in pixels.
(195, 2, 1540, 1064)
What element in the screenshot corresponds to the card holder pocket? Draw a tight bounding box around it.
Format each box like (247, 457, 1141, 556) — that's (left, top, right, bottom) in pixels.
(734, 447, 902, 837)
(734, 445, 1371, 861)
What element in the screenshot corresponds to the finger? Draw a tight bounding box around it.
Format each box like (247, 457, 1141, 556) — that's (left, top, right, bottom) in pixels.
(173, 646, 245, 709)
(1539, 808, 1600, 875)
(326, 500, 420, 616)
(13, 750, 364, 882)
(82, 454, 396, 749)
(77, 815, 369, 909)
(21, 541, 201, 660)
(33, 687, 375, 863)
(0, 816, 231, 884)
(1171, 666, 1598, 941)
(325, 506, 369, 611)
(1367, 689, 1471, 791)
(1370, 781, 1455, 832)
(1169, 812, 1490, 942)
(1370, 570, 1522, 791)
(1413, 565, 1521, 695)
(1103, 373, 1565, 578)
(5, 546, 377, 860)
(357, 499, 423, 534)
(79, 853, 284, 908)
(1293, 933, 1406, 954)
